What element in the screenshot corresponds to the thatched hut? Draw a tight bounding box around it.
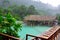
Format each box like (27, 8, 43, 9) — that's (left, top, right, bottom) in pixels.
(24, 15, 57, 26)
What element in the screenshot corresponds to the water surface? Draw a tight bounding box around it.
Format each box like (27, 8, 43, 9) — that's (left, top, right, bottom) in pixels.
(19, 25, 51, 40)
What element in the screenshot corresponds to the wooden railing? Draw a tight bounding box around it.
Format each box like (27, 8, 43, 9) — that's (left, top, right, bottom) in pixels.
(26, 26, 60, 40)
(0, 26, 60, 40)
(0, 33, 20, 40)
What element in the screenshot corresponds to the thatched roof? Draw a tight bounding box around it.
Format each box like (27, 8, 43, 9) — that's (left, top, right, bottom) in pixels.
(24, 15, 56, 21)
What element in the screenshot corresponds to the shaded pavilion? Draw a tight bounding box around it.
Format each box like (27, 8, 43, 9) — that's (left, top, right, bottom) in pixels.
(24, 15, 57, 26)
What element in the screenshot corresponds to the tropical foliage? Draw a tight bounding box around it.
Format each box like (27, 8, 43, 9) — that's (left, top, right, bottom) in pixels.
(0, 13, 22, 38)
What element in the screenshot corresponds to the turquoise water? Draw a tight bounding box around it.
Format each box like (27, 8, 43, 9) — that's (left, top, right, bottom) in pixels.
(19, 25, 51, 40)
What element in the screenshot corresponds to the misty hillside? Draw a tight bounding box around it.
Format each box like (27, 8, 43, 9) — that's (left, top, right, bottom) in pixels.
(9, 0, 53, 9)
(0, 0, 60, 15)
(9, 0, 60, 15)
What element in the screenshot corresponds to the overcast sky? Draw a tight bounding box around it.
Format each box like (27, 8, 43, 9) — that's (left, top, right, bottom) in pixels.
(33, 0, 60, 7)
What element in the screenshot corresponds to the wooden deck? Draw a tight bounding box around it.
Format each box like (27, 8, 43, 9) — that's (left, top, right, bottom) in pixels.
(26, 25, 60, 40)
(39, 25, 60, 40)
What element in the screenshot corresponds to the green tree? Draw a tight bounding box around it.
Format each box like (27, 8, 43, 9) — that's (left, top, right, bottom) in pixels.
(11, 5, 27, 20)
(19, 5, 27, 19)
(0, 13, 22, 39)
(27, 5, 38, 15)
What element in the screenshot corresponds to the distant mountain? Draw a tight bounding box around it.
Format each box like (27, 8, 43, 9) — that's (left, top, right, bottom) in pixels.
(9, 0, 59, 15)
(0, 0, 60, 15)
(9, 0, 54, 9)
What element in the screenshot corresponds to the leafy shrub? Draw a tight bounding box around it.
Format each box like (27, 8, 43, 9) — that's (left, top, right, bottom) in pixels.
(0, 13, 22, 38)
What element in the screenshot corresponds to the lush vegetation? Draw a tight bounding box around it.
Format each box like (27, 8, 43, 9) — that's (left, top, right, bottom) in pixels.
(0, 0, 60, 39)
(0, 0, 54, 20)
(0, 1, 39, 39)
(0, 13, 22, 39)
(0, 0, 40, 20)
(0, 5, 39, 20)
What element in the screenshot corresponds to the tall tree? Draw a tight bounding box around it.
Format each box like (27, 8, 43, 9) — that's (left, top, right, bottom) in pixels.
(10, 5, 27, 20)
(27, 5, 38, 15)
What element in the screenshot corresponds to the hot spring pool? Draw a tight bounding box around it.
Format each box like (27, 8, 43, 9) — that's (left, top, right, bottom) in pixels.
(18, 25, 51, 40)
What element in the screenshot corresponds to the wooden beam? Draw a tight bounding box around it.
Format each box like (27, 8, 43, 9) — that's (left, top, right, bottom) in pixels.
(0, 33, 20, 40)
